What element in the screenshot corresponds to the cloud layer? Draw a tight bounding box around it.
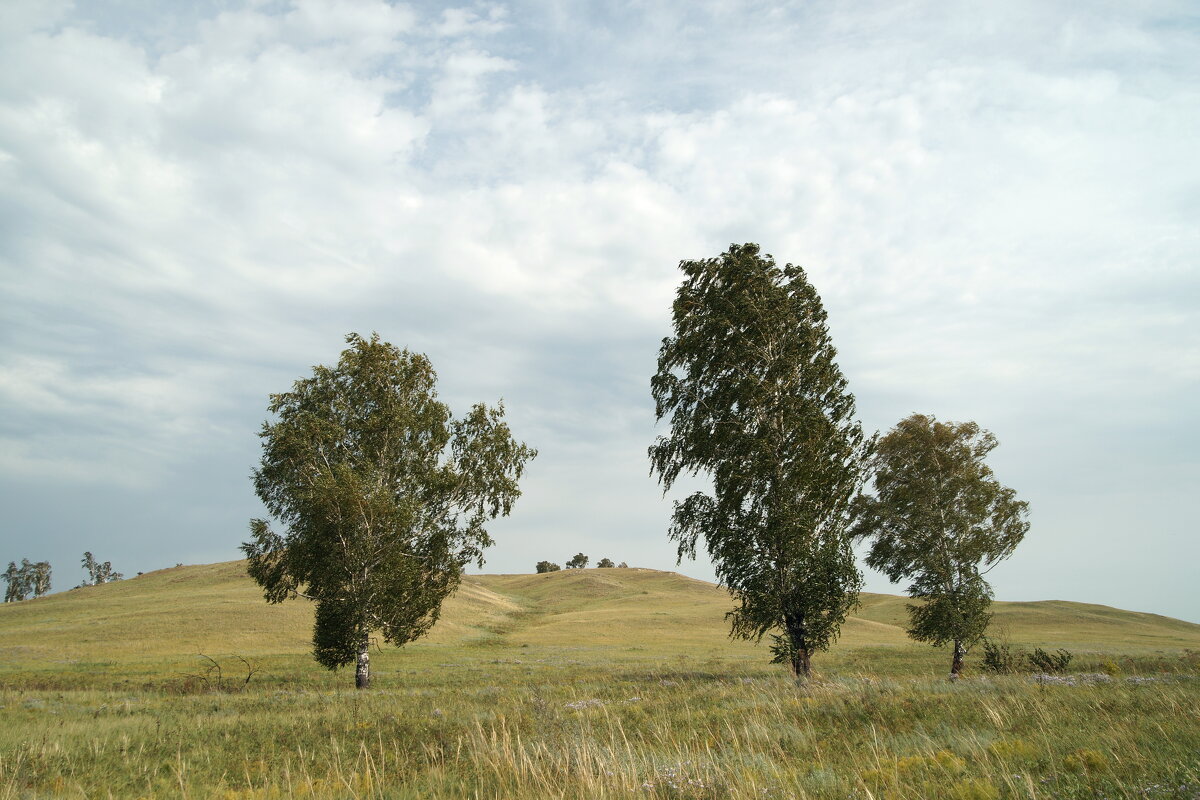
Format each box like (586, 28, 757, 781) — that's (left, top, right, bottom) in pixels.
(2, 0, 1197, 620)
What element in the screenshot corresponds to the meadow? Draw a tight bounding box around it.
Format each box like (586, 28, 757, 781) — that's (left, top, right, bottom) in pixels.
(1, 563, 1197, 799)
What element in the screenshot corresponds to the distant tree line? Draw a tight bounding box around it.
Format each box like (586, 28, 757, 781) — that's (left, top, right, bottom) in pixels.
(535, 556, 627, 573)
(3, 559, 51, 602)
(2, 551, 129, 603)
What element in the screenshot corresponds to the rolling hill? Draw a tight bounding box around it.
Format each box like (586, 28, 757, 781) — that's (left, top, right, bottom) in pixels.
(1, 560, 1197, 669)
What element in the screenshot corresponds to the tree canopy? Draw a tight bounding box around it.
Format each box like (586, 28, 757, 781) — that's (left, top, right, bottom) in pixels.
(650, 243, 872, 678)
(4, 559, 51, 602)
(78, 552, 120, 587)
(243, 333, 536, 688)
(853, 413, 1030, 677)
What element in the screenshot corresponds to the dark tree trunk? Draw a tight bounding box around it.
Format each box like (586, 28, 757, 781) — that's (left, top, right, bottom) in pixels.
(784, 613, 813, 681)
(355, 632, 370, 690)
(791, 647, 812, 680)
(950, 638, 965, 680)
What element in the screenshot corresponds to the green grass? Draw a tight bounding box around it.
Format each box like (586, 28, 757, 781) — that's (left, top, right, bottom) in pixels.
(0, 563, 1198, 798)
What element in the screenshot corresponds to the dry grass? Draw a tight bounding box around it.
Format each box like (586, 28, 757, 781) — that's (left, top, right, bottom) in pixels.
(1, 562, 1198, 798)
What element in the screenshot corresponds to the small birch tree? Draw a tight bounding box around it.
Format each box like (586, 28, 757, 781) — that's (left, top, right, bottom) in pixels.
(79, 552, 122, 586)
(31, 561, 51, 596)
(243, 333, 536, 689)
(853, 414, 1030, 678)
(3, 562, 27, 602)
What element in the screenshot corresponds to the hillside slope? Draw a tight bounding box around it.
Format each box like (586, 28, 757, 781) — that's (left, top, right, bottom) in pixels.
(1, 560, 1197, 668)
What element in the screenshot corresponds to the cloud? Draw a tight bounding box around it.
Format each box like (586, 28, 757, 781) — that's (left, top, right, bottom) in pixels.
(1, 0, 1197, 619)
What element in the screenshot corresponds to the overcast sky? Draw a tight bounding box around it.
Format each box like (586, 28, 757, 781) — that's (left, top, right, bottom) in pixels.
(2, 0, 1197, 623)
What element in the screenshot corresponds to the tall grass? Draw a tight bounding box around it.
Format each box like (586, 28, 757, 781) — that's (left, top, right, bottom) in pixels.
(2, 646, 1197, 799)
(2, 564, 1198, 797)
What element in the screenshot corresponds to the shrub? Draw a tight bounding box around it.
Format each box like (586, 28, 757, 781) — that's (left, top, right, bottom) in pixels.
(1029, 647, 1073, 674)
(981, 637, 1026, 674)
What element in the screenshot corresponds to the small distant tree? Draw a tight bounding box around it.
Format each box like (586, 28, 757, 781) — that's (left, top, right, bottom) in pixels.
(79, 552, 123, 587)
(618, 561, 629, 568)
(535, 561, 561, 573)
(31, 561, 51, 596)
(596, 558, 616, 568)
(3, 562, 27, 602)
(4, 559, 52, 601)
(853, 414, 1030, 678)
(565, 553, 588, 569)
(244, 333, 536, 689)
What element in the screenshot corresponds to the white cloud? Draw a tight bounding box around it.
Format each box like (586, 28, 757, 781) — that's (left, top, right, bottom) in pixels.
(0, 0, 1197, 619)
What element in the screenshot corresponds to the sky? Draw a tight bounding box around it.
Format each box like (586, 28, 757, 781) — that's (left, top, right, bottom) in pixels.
(1, 0, 1197, 623)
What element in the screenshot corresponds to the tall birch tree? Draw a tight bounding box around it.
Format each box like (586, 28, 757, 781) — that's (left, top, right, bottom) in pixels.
(244, 333, 536, 689)
(650, 243, 872, 679)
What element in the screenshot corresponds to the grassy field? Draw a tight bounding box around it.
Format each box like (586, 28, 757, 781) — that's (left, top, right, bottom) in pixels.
(0, 562, 1197, 798)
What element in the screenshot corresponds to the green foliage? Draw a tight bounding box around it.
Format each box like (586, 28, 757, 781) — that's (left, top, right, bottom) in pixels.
(980, 637, 1026, 674)
(565, 553, 589, 569)
(854, 414, 1029, 674)
(1029, 647, 1073, 673)
(4, 560, 34, 602)
(3, 558, 53, 602)
(650, 243, 872, 677)
(596, 558, 616, 568)
(78, 552, 121, 588)
(243, 333, 536, 684)
(535, 561, 561, 573)
(907, 583, 993, 650)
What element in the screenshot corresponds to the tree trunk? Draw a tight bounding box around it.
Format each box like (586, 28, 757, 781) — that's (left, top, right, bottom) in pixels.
(784, 613, 812, 681)
(790, 647, 812, 680)
(950, 638, 965, 680)
(355, 632, 371, 690)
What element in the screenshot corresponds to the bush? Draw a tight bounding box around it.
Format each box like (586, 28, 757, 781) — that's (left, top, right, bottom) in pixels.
(535, 561, 561, 573)
(1029, 647, 1073, 674)
(981, 637, 1026, 674)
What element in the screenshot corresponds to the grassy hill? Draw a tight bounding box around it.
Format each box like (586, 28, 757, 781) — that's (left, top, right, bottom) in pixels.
(1, 560, 1197, 672)
(3, 561, 1200, 799)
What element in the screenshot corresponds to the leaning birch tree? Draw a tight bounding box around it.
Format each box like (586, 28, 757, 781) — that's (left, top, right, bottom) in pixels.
(650, 243, 872, 679)
(244, 333, 536, 689)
